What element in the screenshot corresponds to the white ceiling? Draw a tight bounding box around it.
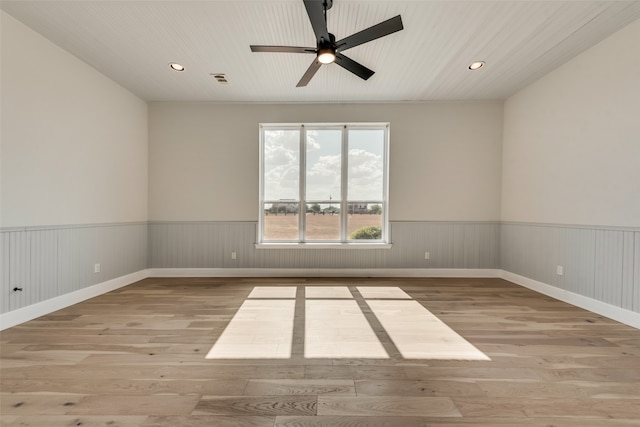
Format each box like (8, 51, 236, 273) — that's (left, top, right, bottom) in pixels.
(3, 0, 640, 102)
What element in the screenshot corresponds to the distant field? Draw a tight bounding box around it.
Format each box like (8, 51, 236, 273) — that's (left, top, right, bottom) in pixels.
(264, 213, 382, 240)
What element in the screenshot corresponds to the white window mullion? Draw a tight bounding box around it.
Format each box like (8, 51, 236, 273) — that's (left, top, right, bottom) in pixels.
(299, 125, 306, 242)
(340, 125, 349, 242)
(383, 123, 390, 242)
(258, 125, 265, 243)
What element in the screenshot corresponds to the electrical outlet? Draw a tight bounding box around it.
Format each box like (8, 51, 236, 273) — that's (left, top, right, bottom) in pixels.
(94, 263, 101, 273)
(231, 252, 237, 260)
(556, 265, 563, 276)
(424, 251, 430, 260)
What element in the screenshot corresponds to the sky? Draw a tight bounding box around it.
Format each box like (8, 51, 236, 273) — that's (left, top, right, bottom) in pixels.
(263, 127, 385, 203)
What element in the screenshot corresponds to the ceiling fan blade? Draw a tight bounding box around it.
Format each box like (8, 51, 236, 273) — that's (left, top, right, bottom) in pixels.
(251, 45, 316, 54)
(303, 0, 331, 43)
(334, 53, 375, 81)
(297, 58, 322, 87)
(336, 15, 403, 52)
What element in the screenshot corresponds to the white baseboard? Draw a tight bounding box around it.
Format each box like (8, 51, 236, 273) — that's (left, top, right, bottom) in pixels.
(500, 270, 640, 329)
(0, 270, 150, 331)
(147, 268, 501, 278)
(3, 268, 637, 331)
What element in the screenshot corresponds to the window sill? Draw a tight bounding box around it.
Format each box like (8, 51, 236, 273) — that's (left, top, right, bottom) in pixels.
(255, 242, 392, 250)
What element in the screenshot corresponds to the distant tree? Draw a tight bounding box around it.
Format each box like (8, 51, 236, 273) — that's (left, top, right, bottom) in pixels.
(370, 204, 382, 215)
(323, 206, 339, 215)
(310, 203, 321, 215)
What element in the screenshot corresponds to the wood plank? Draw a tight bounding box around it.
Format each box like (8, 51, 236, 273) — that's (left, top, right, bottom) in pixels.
(355, 379, 484, 397)
(5, 416, 148, 427)
(275, 415, 427, 426)
(317, 396, 462, 417)
(243, 379, 355, 396)
(143, 415, 275, 427)
(193, 396, 317, 416)
(1, 393, 88, 415)
(1, 378, 247, 396)
(304, 365, 408, 380)
(475, 380, 640, 399)
(67, 395, 200, 415)
(452, 397, 640, 418)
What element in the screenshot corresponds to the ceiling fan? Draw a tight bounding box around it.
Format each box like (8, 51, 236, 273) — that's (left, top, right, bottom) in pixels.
(250, 0, 404, 87)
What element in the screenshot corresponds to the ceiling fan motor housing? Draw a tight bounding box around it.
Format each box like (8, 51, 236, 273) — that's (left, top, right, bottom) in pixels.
(318, 33, 336, 50)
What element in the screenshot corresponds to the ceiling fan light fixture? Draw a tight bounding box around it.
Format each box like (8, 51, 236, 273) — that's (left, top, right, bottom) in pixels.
(317, 47, 336, 64)
(468, 61, 485, 71)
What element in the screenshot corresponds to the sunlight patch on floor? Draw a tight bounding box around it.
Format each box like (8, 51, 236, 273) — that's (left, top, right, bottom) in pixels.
(206, 286, 489, 361)
(305, 286, 353, 298)
(357, 286, 412, 299)
(247, 286, 296, 298)
(305, 300, 389, 358)
(205, 299, 295, 359)
(366, 300, 490, 360)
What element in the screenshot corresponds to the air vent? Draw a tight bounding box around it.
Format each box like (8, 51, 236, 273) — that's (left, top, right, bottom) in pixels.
(211, 73, 230, 85)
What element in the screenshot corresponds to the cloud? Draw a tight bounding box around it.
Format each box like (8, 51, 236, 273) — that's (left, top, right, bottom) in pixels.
(306, 154, 341, 200)
(263, 131, 384, 202)
(348, 149, 383, 200)
(264, 130, 300, 200)
(306, 134, 320, 151)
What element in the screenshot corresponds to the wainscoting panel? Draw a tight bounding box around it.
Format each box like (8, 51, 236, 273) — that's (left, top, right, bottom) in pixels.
(57, 227, 92, 294)
(0, 232, 9, 313)
(560, 227, 596, 298)
(501, 223, 639, 313)
(635, 232, 640, 312)
(223, 222, 256, 269)
(621, 232, 636, 311)
(0, 223, 147, 315)
(594, 230, 624, 307)
(4, 220, 637, 322)
(148, 221, 501, 270)
(29, 229, 58, 307)
(148, 222, 225, 268)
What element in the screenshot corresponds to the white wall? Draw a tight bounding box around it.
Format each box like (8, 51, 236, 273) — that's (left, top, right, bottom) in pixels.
(149, 102, 503, 222)
(0, 11, 148, 228)
(502, 18, 640, 228)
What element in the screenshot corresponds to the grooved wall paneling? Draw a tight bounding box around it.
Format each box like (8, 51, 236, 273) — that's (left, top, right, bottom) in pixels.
(635, 233, 640, 312)
(3, 221, 638, 318)
(148, 221, 501, 270)
(501, 223, 639, 312)
(0, 233, 9, 313)
(560, 227, 596, 297)
(594, 230, 624, 306)
(621, 232, 635, 311)
(0, 223, 147, 314)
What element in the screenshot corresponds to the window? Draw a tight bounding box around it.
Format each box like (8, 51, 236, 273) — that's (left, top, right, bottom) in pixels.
(259, 123, 389, 246)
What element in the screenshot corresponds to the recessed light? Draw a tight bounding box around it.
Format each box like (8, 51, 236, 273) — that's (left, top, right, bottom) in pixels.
(169, 63, 185, 72)
(468, 61, 485, 70)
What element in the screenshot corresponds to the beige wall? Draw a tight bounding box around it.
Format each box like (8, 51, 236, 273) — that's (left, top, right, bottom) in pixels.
(502, 18, 640, 228)
(0, 11, 148, 228)
(11, 8, 636, 229)
(148, 102, 504, 222)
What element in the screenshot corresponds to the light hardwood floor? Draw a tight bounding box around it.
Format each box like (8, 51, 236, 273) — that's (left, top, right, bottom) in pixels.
(1, 277, 640, 426)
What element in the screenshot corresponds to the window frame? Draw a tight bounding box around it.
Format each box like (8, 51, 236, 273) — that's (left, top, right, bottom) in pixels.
(257, 122, 391, 248)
